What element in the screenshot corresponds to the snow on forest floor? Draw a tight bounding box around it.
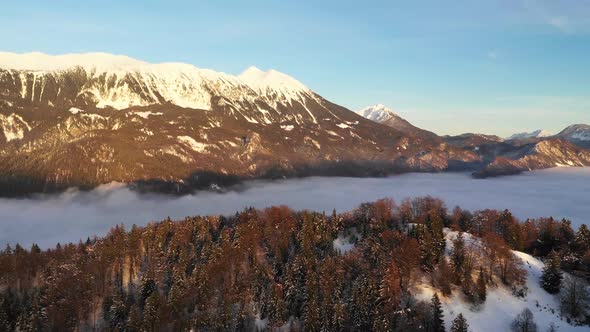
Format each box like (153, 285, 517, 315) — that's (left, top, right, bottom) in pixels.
(333, 227, 361, 254)
(415, 230, 589, 332)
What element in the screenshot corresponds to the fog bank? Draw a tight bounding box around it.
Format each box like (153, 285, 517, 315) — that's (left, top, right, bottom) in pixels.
(1, 167, 589, 249)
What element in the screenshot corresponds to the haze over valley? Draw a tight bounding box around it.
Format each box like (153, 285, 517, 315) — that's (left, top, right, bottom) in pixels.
(0, 167, 588, 249)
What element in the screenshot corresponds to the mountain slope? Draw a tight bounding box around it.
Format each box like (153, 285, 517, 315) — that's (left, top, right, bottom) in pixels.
(0, 52, 481, 195)
(416, 231, 588, 332)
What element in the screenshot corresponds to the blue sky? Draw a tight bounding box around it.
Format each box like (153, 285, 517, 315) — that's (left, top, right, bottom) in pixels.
(1, 0, 589, 136)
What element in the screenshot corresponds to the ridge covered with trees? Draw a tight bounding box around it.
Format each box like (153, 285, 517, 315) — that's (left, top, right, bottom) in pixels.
(1, 196, 589, 331)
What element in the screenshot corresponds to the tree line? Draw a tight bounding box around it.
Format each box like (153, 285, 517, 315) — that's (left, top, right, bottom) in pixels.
(0, 196, 589, 331)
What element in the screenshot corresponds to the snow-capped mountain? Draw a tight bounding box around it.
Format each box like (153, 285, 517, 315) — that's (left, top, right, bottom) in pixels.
(356, 103, 397, 123)
(556, 124, 590, 148)
(0, 52, 326, 125)
(0, 52, 587, 195)
(506, 129, 553, 141)
(356, 104, 438, 139)
(0, 52, 482, 195)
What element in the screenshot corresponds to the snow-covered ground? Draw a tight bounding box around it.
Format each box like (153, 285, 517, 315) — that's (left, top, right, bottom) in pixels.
(333, 227, 361, 254)
(416, 230, 588, 332)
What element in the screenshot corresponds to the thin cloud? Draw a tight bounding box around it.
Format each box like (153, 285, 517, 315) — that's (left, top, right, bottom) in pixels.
(548, 16, 571, 31)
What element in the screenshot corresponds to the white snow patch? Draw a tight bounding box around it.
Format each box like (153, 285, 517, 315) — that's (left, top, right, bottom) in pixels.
(68, 107, 84, 114)
(304, 136, 321, 149)
(572, 131, 590, 141)
(336, 123, 350, 129)
(0, 114, 31, 142)
(281, 125, 294, 131)
(327, 130, 343, 138)
(349, 131, 362, 139)
(140, 128, 154, 136)
(81, 113, 105, 121)
(254, 315, 269, 331)
(177, 135, 209, 153)
(222, 140, 239, 148)
(160, 146, 192, 163)
(135, 111, 163, 119)
(333, 228, 361, 254)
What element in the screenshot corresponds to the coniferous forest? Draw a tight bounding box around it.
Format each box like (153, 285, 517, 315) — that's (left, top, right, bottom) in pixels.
(1, 196, 590, 331)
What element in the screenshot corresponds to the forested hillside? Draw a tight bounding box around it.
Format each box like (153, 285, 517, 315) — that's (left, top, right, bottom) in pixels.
(1, 197, 590, 331)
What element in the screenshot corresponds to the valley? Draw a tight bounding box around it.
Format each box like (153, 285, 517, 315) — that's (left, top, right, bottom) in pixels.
(1, 167, 589, 249)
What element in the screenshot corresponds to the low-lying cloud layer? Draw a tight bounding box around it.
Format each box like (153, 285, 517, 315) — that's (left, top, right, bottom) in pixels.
(1, 167, 589, 249)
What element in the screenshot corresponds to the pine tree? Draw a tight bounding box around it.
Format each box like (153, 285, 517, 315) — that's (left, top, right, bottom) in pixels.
(332, 299, 346, 331)
(431, 217, 447, 264)
(434, 258, 453, 296)
(431, 293, 445, 332)
(541, 251, 563, 294)
(126, 306, 142, 332)
(560, 276, 590, 318)
(476, 267, 487, 304)
(30, 243, 41, 254)
(450, 313, 469, 332)
(139, 277, 157, 307)
(575, 224, 590, 252)
(0, 300, 10, 332)
(143, 291, 161, 332)
(108, 292, 128, 331)
(450, 233, 467, 283)
(510, 308, 537, 332)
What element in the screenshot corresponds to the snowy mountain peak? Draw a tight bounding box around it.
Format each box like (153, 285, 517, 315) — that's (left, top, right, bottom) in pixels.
(0, 52, 318, 112)
(0, 51, 149, 72)
(506, 129, 552, 140)
(356, 104, 398, 123)
(238, 66, 310, 94)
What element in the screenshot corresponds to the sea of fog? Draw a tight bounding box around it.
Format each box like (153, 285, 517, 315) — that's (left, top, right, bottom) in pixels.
(1, 167, 589, 249)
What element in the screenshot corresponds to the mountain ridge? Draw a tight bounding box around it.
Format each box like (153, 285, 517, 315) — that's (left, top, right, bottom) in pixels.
(0, 52, 588, 195)
(0, 52, 483, 196)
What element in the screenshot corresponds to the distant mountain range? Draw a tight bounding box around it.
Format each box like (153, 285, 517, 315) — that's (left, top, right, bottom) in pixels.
(506, 129, 553, 141)
(0, 52, 588, 195)
(356, 104, 439, 140)
(356, 104, 590, 178)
